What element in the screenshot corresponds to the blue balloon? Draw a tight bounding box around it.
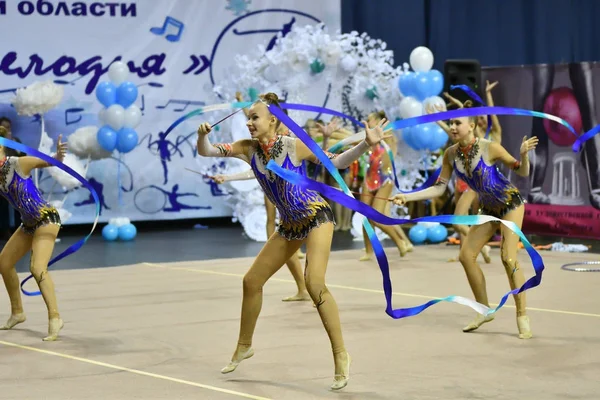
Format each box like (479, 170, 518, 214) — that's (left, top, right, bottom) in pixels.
(116, 128, 139, 153)
(96, 81, 117, 107)
(409, 225, 428, 244)
(412, 72, 431, 101)
(412, 123, 435, 150)
(427, 224, 448, 243)
(97, 125, 117, 152)
(427, 70, 444, 97)
(402, 126, 415, 148)
(398, 72, 416, 97)
(116, 81, 138, 108)
(102, 224, 119, 241)
(429, 124, 449, 151)
(118, 223, 137, 241)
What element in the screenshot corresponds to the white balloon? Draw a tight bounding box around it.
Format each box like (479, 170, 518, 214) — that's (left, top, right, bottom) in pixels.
(108, 61, 129, 85)
(105, 104, 125, 130)
(123, 105, 142, 128)
(399, 97, 423, 119)
(409, 46, 434, 72)
(423, 96, 446, 113)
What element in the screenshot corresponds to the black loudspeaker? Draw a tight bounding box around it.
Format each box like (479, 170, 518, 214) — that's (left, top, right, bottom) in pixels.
(443, 59, 482, 106)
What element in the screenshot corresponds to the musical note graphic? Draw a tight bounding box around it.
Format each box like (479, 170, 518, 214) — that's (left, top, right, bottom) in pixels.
(156, 99, 206, 112)
(150, 16, 185, 43)
(65, 107, 84, 125)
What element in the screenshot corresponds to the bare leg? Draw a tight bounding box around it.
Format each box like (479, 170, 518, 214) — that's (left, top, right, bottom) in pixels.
(265, 195, 307, 298)
(451, 190, 491, 263)
(458, 222, 498, 332)
(305, 222, 350, 390)
(359, 184, 374, 261)
(499, 205, 532, 339)
(30, 224, 63, 341)
(222, 231, 302, 373)
(370, 182, 408, 257)
(0, 227, 33, 330)
(281, 252, 310, 302)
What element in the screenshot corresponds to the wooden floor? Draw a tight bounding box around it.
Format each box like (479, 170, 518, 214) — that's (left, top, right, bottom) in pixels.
(1, 244, 599, 400)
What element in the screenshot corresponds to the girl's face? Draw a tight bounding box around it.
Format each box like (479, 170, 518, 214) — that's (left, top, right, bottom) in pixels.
(246, 102, 277, 138)
(448, 117, 475, 142)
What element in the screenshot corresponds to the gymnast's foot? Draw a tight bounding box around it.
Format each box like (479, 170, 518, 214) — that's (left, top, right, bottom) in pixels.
(481, 245, 492, 264)
(517, 315, 533, 339)
(331, 351, 351, 390)
(282, 291, 311, 302)
(221, 345, 254, 374)
(462, 313, 495, 332)
(0, 313, 26, 330)
(398, 241, 408, 257)
(43, 318, 64, 341)
(359, 252, 372, 261)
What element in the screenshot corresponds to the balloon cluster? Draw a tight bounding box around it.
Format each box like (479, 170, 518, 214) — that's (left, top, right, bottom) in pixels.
(397, 47, 448, 152)
(95, 61, 141, 154)
(102, 218, 137, 242)
(408, 222, 448, 244)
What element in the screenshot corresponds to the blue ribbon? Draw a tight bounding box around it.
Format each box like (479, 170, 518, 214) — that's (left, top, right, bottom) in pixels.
(0, 138, 100, 296)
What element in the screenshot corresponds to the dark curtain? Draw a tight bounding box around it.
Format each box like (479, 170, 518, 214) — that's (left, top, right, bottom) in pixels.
(342, 0, 600, 69)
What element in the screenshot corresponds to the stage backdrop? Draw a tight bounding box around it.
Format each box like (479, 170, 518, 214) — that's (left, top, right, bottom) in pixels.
(483, 62, 600, 239)
(0, 0, 341, 224)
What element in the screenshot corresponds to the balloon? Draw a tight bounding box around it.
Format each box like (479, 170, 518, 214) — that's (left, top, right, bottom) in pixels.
(409, 46, 434, 72)
(409, 225, 428, 244)
(108, 61, 129, 85)
(399, 97, 423, 119)
(98, 108, 107, 125)
(118, 223, 137, 241)
(401, 126, 415, 148)
(96, 125, 117, 152)
(423, 96, 446, 113)
(116, 81, 138, 108)
(429, 124, 449, 151)
(102, 224, 119, 241)
(427, 224, 448, 243)
(427, 70, 444, 97)
(398, 72, 416, 97)
(95, 81, 117, 107)
(116, 128, 139, 153)
(412, 124, 435, 150)
(123, 105, 142, 128)
(104, 104, 125, 130)
(543, 87, 582, 147)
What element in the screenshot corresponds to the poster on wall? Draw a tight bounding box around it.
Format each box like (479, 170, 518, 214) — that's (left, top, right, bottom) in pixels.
(0, 0, 341, 224)
(483, 62, 600, 239)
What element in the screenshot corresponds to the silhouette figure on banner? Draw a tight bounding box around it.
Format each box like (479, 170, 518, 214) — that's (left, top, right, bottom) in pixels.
(143, 131, 185, 185)
(74, 178, 111, 215)
(150, 184, 212, 212)
(150, 16, 184, 42)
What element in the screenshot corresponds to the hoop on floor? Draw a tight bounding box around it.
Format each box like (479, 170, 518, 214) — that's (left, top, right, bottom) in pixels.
(561, 261, 600, 272)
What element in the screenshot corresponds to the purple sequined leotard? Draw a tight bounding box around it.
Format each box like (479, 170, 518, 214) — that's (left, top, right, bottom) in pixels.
(249, 135, 335, 240)
(0, 156, 61, 234)
(453, 138, 524, 219)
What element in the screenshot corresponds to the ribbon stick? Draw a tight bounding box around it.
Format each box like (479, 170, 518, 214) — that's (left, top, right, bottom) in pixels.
(0, 138, 100, 296)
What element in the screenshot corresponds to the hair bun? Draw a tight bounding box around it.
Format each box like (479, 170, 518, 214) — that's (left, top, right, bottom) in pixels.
(260, 92, 280, 104)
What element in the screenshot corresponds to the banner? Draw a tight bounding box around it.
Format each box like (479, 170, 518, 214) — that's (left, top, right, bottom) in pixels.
(0, 0, 341, 224)
(483, 62, 600, 239)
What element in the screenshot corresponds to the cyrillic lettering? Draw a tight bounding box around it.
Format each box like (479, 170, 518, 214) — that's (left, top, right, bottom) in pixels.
(71, 2, 87, 16)
(105, 2, 118, 16)
(121, 3, 136, 17)
(89, 2, 104, 16)
(36, 0, 53, 15)
(17, 1, 34, 15)
(0, 1, 6, 15)
(54, 2, 70, 16)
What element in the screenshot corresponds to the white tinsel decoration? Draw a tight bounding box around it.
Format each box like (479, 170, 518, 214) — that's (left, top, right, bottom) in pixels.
(12, 81, 64, 116)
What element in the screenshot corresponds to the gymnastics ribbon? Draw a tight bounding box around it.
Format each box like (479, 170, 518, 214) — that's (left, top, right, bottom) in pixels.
(0, 138, 100, 296)
(265, 104, 580, 319)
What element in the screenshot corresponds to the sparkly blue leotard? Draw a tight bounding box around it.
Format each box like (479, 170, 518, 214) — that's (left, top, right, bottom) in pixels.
(0, 156, 61, 234)
(453, 138, 524, 219)
(249, 135, 335, 240)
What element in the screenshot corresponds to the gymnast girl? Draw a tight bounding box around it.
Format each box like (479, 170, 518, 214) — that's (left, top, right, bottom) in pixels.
(391, 110, 538, 339)
(359, 110, 413, 261)
(428, 81, 502, 263)
(0, 127, 66, 341)
(196, 92, 390, 390)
